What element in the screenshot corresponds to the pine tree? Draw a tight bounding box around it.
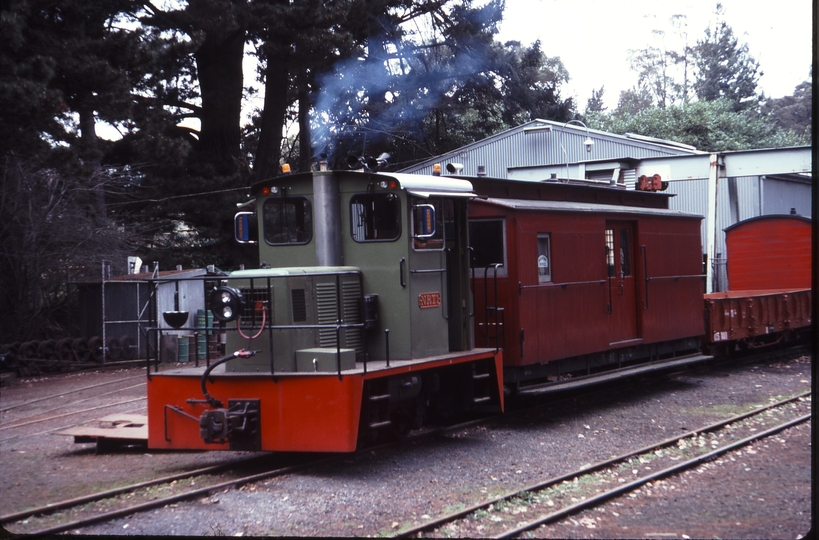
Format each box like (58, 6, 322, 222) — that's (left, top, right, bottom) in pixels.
(692, 6, 760, 111)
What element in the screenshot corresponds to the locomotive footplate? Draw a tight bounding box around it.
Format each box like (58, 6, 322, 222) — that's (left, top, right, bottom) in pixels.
(199, 399, 261, 451)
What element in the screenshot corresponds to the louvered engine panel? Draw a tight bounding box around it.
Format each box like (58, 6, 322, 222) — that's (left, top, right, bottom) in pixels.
(315, 279, 363, 352)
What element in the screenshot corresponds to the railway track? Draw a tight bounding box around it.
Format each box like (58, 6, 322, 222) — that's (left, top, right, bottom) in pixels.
(0, 372, 145, 414)
(0, 372, 148, 445)
(0, 411, 502, 536)
(393, 390, 811, 538)
(0, 349, 809, 536)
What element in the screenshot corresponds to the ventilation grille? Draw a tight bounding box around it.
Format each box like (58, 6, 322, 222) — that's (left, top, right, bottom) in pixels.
(342, 280, 363, 351)
(316, 283, 339, 347)
(291, 288, 307, 322)
(315, 280, 363, 351)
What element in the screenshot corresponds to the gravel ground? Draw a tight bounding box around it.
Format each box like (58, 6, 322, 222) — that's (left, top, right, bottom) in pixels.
(532, 422, 811, 539)
(0, 353, 812, 538)
(0, 366, 267, 517)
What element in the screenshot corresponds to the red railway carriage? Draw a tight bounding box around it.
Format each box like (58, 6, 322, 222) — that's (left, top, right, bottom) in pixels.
(724, 214, 812, 291)
(467, 178, 706, 389)
(705, 214, 812, 351)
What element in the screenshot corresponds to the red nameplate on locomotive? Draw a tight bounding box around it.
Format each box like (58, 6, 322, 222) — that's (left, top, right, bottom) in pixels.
(418, 292, 441, 309)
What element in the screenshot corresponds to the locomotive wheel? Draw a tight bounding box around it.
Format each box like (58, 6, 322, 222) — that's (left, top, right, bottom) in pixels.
(105, 337, 123, 361)
(20, 341, 39, 359)
(56, 338, 74, 363)
(38, 339, 57, 360)
(87, 336, 104, 363)
(72, 338, 91, 363)
(119, 335, 136, 360)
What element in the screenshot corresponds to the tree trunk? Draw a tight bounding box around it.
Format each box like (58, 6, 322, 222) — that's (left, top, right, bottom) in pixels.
(194, 27, 246, 173)
(297, 83, 312, 172)
(253, 44, 290, 182)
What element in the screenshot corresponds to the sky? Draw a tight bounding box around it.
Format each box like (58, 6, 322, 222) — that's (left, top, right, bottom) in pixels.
(495, 0, 814, 110)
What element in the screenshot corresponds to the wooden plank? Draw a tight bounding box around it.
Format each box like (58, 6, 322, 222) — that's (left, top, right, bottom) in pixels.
(54, 414, 148, 441)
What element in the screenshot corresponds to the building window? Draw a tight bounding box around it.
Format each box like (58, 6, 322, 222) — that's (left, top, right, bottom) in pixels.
(263, 197, 312, 245)
(537, 233, 551, 282)
(350, 193, 401, 242)
(469, 219, 507, 275)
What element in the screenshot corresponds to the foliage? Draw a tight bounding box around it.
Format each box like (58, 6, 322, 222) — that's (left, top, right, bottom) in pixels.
(585, 86, 606, 114)
(628, 29, 681, 109)
(692, 9, 760, 111)
(620, 7, 760, 113)
(757, 80, 812, 142)
(308, 30, 575, 170)
(586, 98, 807, 152)
(0, 157, 141, 342)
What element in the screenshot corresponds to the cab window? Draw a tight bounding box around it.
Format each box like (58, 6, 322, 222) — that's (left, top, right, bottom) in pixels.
(263, 197, 312, 245)
(350, 193, 401, 242)
(412, 198, 445, 251)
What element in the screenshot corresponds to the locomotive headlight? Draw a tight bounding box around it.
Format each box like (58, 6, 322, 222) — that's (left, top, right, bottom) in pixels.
(209, 286, 245, 322)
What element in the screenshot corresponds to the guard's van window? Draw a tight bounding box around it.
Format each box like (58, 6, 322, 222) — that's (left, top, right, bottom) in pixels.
(537, 233, 552, 282)
(469, 219, 507, 276)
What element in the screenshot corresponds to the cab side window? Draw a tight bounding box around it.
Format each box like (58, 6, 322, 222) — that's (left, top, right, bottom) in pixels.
(350, 193, 401, 242)
(412, 198, 445, 251)
(263, 197, 312, 245)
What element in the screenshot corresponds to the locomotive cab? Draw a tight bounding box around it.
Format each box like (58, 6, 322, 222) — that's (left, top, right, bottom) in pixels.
(222, 170, 477, 371)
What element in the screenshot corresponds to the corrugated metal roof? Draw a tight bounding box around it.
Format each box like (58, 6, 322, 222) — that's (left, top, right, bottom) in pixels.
(399, 119, 699, 178)
(478, 198, 703, 219)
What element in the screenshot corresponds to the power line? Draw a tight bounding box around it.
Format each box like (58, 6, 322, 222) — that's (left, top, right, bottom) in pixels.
(107, 186, 249, 208)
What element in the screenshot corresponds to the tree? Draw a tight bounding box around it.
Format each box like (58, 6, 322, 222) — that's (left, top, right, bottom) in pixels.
(628, 29, 680, 109)
(693, 5, 760, 110)
(0, 0, 167, 341)
(611, 86, 654, 116)
(587, 98, 805, 152)
(495, 40, 574, 126)
(0, 157, 140, 343)
(757, 78, 812, 143)
(585, 86, 606, 114)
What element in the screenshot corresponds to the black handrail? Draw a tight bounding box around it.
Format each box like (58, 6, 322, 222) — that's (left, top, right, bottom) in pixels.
(482, 264, 504, 352)
(519, 279, 606, 290)
(145, 272, 369, 378)
(646, 274, 707, 281)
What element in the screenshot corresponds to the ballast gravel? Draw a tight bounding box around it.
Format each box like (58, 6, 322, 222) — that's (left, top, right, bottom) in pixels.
(0, 353, 811, 538)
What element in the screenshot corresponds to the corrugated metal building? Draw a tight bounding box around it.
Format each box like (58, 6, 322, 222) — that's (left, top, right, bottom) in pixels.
(399, 119, 700, 178)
